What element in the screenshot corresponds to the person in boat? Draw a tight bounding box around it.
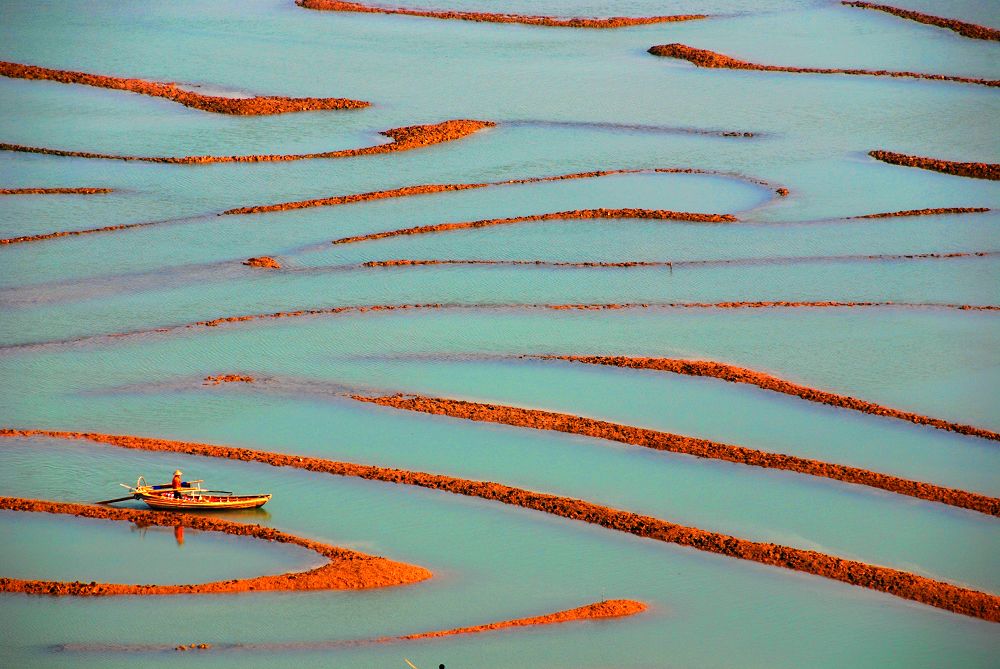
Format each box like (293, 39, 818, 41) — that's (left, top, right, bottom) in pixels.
(171, 469, 185, 498)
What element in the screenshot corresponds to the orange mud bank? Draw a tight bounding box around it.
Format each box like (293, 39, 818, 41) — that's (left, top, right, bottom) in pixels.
(242, 256, 282, 269)
(0, 60, 368, 114)
(0, 496, 430, 596)
(223, 167, 787, 217)
(63, 599, 647, 653)
(539, 356, 1000, 441)
(647, 43, 1000, 87)
(332, 208, 737, 245)
(362, 251, 993, 269)
(0, 119, 494, 165)
(297, 0, 705, 28)
(0, 187, 112, 195)
(1, 430, 997, 622)
(853, 207, 991, 218)
(842, 2, 1000, 41)
(869, 151, 1000, 181)
(203, 374, 255, 385)
(354, 395, 999, 516)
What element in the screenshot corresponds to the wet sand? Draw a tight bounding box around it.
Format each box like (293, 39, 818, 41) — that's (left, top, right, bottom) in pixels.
(0, 60, 368, 114)
(842, 2, 1000, 41)
(296, 0, 705, 29)
(0, 496, 431, 595)
(0, 119, 494, 164)
(648, 44, 1000, 87)
(1, 429, 996, 621)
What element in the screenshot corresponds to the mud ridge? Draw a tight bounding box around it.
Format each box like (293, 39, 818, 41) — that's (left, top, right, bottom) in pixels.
(203, 374, 255, 385)
(297, 0, 705, 28)
(354, 394, 999, 514)
(0, 60, 368, 114)
(842, 2, 1000, 41)
(0, 496, 430, 595)
(61, 599, 647, 652)
(868, 151, 1000, 181)
(223, 168, 786, 217)
(242, 256, 281, 269)
(332, 208, 737, 245)
(2, 429, 997, 622)
(0, 119, 494, 164)
(648, 43, 1000, 87)
(852, 207, 991, 219)
(4, 301, 997, 355)
(0, 187, 113, 195)
(362, 252, 996, 269)
(537, 356, 999, 441)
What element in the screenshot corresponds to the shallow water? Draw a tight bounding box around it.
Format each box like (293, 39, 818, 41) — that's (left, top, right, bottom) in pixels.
(1, 0, 998, 667)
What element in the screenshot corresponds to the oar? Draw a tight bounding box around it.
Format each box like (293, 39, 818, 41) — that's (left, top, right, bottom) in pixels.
(96, 494, 136, 505)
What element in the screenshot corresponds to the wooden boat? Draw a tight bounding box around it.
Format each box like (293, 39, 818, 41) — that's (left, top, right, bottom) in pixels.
(118, 476, 271, 511)
(137, 489, 271, 511)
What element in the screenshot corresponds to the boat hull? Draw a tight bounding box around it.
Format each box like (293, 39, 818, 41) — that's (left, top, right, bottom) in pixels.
(138, 492, 271, 511)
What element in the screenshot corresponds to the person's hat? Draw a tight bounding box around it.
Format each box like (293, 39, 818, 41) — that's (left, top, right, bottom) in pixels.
(174, 470, 183, 476)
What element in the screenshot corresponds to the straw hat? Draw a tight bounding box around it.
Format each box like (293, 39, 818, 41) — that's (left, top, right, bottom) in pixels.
(173, 470, 183, 476)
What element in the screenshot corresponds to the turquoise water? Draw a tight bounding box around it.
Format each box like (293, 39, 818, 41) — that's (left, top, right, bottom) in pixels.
(1, 0, 998, 667)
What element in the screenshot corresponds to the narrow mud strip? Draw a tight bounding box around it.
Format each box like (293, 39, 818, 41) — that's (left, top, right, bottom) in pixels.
(353, 394, 999, 515)
(332, 209, 738, 245)
(647, 44, 1000, 87)
(0, 60, 368, 114)
(852, 207, 991, 219)
(203, 375, 255, 385)
(362, 251, 996, 269)
(3, 301, 997, 356)
(535, 356, 999, 441)
(296, 0, 705, 28)
(842, 2, 1000, 41)
(223, 168, 786, 217)
(868, 151, 1000, 181)
(60, 599, 647, 653)
(0, 496, 430, 595)
(242, 256, 281, 269)
(1, 221, 152, 246)
(1, 430, 997, 621)
(0, 187, 113, 195)
(0, 119, 494, 165)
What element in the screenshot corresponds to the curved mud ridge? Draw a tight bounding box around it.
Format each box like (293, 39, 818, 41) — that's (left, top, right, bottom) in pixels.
(0, 187, 113, 195)
(59, 599, 647, 652)
(842, 2, 1000, 41)
(362, 251, 996, 269)
(648, 43, 1000, 87)
(2, 168, 785, 247)
(535, 356, 999, 441)
(869, 151, 1000, 181)
(223, 168, 788, 217)
(852, 207, 991, 219)
(297, 0, 705, 29)
(0, 60, 368, 114)
(0, 496, 430, 595)
(0, 119, 493, 165)
(1, 430, 997, 622)
(353, 394, 999, 515)
(332, 208, 737, 246)
(5, 301, 997, 354)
